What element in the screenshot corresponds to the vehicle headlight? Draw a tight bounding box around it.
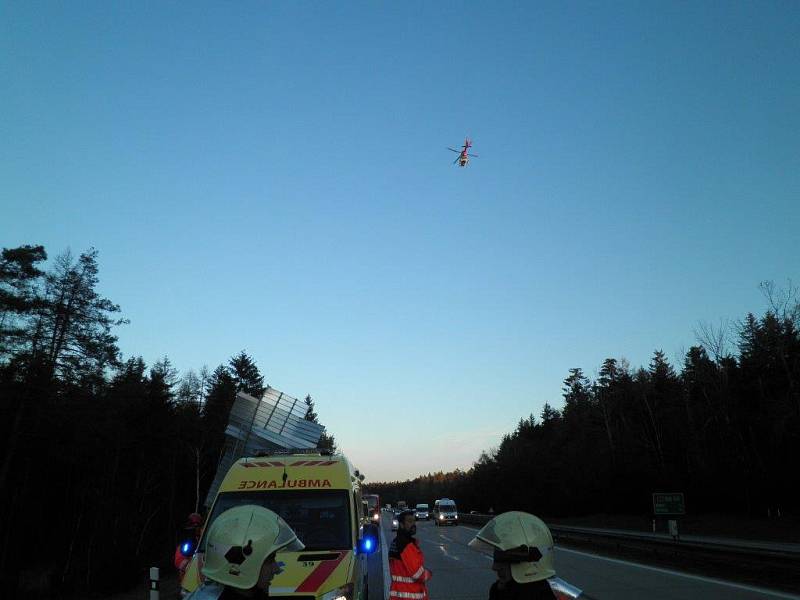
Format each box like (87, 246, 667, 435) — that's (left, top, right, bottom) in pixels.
(439, 514, 444, 520)
(372, 513, 380, 521)
(392, 519, 398, 526)
(321, 583, 353, 600)
(454, 514, 458, 519)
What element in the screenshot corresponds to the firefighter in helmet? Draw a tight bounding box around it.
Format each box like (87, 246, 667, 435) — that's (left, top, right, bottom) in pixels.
(468, 511, 558, 600)
(185, 505, 304, 600)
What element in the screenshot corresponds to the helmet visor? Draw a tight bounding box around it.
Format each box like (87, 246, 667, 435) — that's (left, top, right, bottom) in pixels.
(274, 517, 305, 554)
(468, 517, 505, 555)
(467, 535, 496, 555)
(279, 537, 305, 553)
(469, 537, 550, 564)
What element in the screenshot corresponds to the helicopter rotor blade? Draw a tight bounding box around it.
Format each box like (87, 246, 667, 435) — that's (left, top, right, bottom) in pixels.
(447, 148, 460, 153)
(467, 153, 478, 157)
(453, 156, 461, 165)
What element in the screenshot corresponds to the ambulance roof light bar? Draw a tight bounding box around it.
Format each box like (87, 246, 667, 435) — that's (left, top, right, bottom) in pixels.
(253, 448, 333, 457)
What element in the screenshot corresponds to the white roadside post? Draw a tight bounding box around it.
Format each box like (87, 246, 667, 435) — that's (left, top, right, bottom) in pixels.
(149, 566, 160, 600)
(668, 519, 679, 541)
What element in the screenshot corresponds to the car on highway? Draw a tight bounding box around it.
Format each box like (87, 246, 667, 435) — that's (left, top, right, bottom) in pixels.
(415, 503, 430, 520)
(363, 493, 381, 524)
(433, 498, 459, 526)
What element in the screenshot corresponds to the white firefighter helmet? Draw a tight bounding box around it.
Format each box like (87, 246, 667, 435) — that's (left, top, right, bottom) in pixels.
(202, 505, 304, 589)
(468, 511, 556, 584)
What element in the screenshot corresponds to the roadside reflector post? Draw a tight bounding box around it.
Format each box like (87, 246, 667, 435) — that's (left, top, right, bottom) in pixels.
(149, 566, 160, 600)
(668, 519, 679, 541)
(652, 519, 656, 533)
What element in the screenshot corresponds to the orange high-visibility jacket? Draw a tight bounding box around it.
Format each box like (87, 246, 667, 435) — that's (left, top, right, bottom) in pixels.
(174, 544, 190, 581)
(389, 538, 431, 600)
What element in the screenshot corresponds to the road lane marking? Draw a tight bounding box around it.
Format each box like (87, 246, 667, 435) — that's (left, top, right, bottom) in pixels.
(421, 539, 463, 561)
(557, 546, 800, 600)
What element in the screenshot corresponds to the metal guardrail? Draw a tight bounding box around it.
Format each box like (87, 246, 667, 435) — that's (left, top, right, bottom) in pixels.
(548, 524, 800, 559)
(456, 513, 800, 563)
(456, 512, 493, 526)
(546, 522, 800, 592)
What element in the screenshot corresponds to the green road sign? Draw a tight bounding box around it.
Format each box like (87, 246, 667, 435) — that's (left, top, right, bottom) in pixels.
(653, 492, 685, 515)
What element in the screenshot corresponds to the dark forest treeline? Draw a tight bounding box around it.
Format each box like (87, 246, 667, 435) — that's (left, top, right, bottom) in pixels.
(2, 244, 798, 594)
(369, 285, 800, 521)
(0, 245, 334, 598)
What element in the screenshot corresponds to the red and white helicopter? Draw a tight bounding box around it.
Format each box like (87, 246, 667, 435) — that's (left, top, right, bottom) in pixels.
(448, 138, 478, 167)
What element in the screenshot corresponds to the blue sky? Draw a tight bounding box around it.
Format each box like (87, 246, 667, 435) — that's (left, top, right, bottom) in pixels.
(2, 2, 798, 481)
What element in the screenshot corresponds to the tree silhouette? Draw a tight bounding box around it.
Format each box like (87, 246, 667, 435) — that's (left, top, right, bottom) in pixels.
(228, 351, 265, 397)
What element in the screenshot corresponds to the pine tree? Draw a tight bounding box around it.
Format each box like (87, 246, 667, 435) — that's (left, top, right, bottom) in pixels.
(0, 248, 126, 506)
(0, 244, 47, 359)
(596, 358, 620, 462)
(228, 350, 265, 397)
(202, 365, 237, 433)
(32, 248, 126, 382)
(304, 394, 318, 422)
(201, 365, 238, 495)
(303, 394, 337, 451)
(151, 356, 179, 394)
(317, 431, 337, 453)
(177, 370, 203, 406)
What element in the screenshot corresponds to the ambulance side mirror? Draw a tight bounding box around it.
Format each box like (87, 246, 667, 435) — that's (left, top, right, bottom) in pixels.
(357, 523, 380, 555)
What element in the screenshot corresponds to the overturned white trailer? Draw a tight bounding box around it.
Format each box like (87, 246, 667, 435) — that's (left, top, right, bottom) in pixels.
(205, 386, 325, 506)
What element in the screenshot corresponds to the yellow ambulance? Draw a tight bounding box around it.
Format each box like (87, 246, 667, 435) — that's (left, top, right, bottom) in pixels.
(180, 451, 379, 599)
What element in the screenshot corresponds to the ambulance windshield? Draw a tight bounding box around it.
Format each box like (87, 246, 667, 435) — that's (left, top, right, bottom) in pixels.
(440, 503, 457, 512)
(200, 490, 351, 551)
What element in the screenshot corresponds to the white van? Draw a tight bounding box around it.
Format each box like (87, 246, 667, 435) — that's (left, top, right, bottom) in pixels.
(433, 498, 458, 526)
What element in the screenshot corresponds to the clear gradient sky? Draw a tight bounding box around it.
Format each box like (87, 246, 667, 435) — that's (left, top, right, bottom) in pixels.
(2, 2, 798, 481)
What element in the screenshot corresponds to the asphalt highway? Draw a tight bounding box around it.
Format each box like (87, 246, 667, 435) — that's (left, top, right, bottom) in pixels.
(377, 515, 800, 600)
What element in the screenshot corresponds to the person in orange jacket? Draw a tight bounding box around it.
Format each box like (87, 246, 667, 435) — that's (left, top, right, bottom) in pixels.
(389, 509, 433, 600)
(174, 513, 204, 587)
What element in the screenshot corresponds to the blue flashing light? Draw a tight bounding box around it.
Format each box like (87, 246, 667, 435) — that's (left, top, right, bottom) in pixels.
(180, 540, 196, 557)
(358, 536, 376, 554)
